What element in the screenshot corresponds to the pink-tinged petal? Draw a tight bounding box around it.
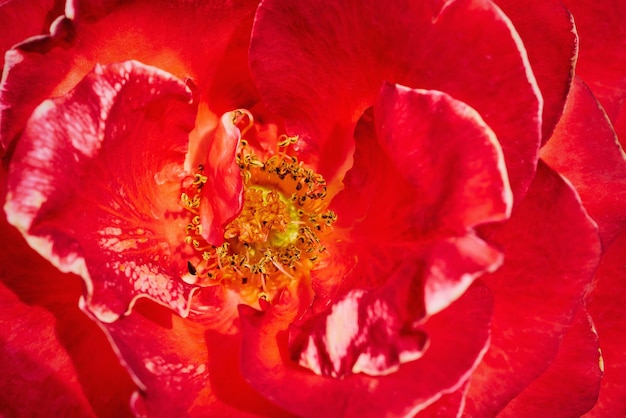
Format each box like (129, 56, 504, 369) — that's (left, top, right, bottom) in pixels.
(465, 162, 601, 415)
(494, 0, 577, 142)
(416, 381, 468, 418)
(562, 0, 626, 125)
(0, 0, 64, 63)
(199, 111, 244, 245)
(584, 227, 626, 417)
(250, 0, 541, 198)
(5, 61, 198, 322)
(499, 308, 602, 417)
(0, 0, 260, 154)
(240, 282, 493, 417)
(541, 77, 626, 246)
(291, 262, 429, 378)
(327, 84, 509, 316)
(93, 297, 291, 418)
(0, 168, 134, 416)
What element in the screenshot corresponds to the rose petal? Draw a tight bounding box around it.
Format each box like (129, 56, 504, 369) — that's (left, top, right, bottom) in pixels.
(541, 77, 626, 246)
(499, 308, 602, 417)
(0, 168, 134, 417)
(326, 84, 509, 316)
(240, 281, 493, 417)
(465, 162, 601, 415)
(562, 0, 626, 124)
(584, 227, 626, 417)
(291, 262, 429, 378)
(91, 296, 291, 418)
(5, 60, 198, 322)
(494, 0, 577, 142)
(199, 111, 244, 245)
(0, 0, 260, 154)
(250, 0, 541, 198)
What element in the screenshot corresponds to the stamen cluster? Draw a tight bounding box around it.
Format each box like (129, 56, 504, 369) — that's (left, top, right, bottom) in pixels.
(180, 118, 336, 302)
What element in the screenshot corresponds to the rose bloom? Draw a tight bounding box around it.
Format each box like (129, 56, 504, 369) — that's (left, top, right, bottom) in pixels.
(1, 0, 625, 417)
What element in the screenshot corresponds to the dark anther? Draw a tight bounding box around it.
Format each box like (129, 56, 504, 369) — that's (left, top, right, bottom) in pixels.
(187, 261, 197, 276)
(241, 277, 248, 284)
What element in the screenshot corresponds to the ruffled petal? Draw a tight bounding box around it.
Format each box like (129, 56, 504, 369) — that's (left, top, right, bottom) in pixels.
(5, 61, 198, 322)
(541, 77, 626, 246)
(465, 162, 601, 415)
(494, 0, 577, 142)
(0, 0, 259, 154)
(250, 0, 541, 198)
(0, 167, 134, 417)
(240, 282, 492, 417)
(325, 83, 509, 316)
(584, 227, 626, 417)
(499, 308, 602, 417)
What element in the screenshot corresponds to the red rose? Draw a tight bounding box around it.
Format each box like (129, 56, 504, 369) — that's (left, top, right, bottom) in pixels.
(1, 0, 625, 417)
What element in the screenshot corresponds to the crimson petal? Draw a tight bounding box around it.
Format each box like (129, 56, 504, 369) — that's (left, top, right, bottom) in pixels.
(5, 60, 198, 322)
(584, 227, 626, 417)
(499, 307, 601, 416)
(465, 162, 601, 415)
(541, 77, 626, 246)
(494, 0, 577, 142)
(250, 0, 541, 199)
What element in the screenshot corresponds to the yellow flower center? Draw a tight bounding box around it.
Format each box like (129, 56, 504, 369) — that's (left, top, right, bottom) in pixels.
(180, 111, 335, 304)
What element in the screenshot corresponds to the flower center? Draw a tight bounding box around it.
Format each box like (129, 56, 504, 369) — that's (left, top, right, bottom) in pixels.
(180, 111, 335, 304)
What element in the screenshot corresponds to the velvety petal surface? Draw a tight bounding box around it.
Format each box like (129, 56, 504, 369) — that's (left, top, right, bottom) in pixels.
(584, 227, 626, 417)
(541, 77, 626, 245)
(250, 0, 541, 198)
(240, 282, 493, 417)
(0, 167, 134, 417)
(562, 0, 626, 125)
(465, 162, 601, 415)
(5, 61, 198, 322)
(494, 0, 577, 142)
(0, 0, 260, 154)
(499, 308, 602, 417)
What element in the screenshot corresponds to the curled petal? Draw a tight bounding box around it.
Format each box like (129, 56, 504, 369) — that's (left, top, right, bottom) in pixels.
(199, 111, 244, 245)
(5, 60, 198, 322)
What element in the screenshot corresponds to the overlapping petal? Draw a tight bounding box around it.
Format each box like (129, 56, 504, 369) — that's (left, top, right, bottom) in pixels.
(0, 168, 134, 417)
(0, 0, 260, 154)
(498, 308, 601, 417)
(494, 0, 578, 142)
(250, 0, 542, 200)
(541, 77, 626, 245)
(584, 227, 626, 417)
(240, 281, 493, 417)
(465, 162, 601, 415)
(5, 61, 198, 322)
